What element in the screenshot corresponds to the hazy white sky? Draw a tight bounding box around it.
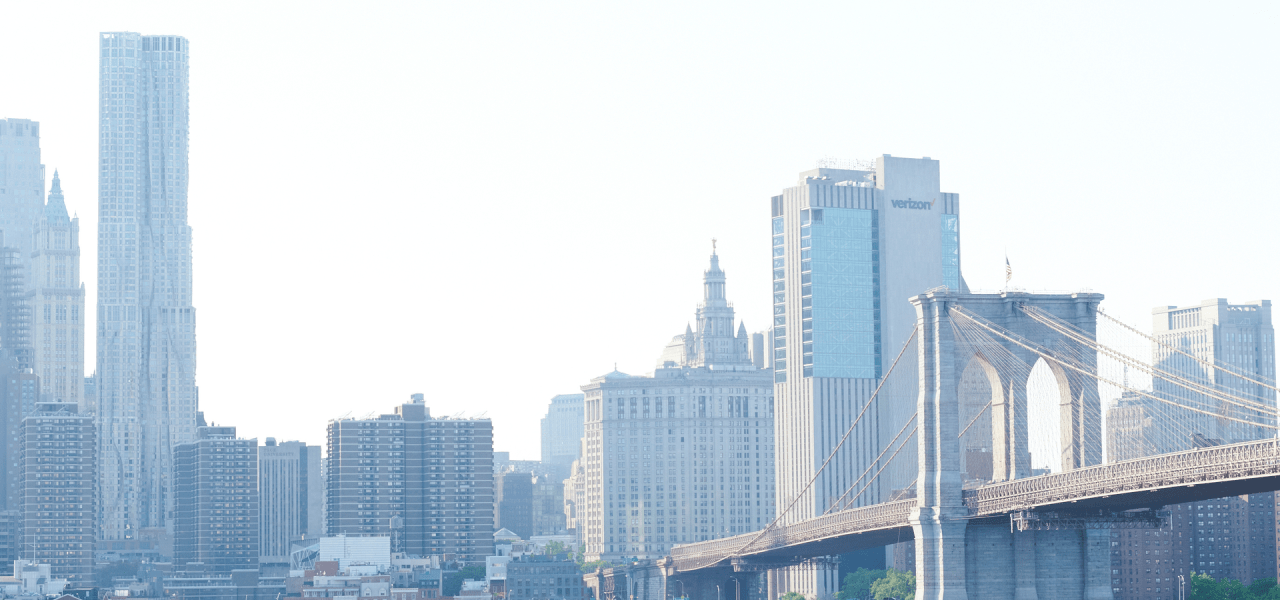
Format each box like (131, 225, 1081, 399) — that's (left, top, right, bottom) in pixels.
(2, 2, 1277, 459)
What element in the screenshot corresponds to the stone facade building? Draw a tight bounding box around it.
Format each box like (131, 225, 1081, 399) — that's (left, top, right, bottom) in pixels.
(29, 172, 84, 407)
(326, 395, 494, 562)
(581, 251, 774, 561)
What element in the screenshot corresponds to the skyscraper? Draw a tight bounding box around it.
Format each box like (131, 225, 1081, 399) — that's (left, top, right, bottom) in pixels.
(259, 438, 323, 566)
(97, 32, 197, 540)
(21, 401, 96, 585)
(539, 394, 584, 479)
(326, 396, 495, 562)
(173, 425, 258, 572)
(769, 158, 962, 596)
(0, 119, 46, 260)
(581, 251, 774, 561)
(1149, 299, 1276, 451)
(30, 172, 85, 406)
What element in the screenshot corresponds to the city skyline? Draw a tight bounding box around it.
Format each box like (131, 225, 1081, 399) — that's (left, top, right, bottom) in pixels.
(0, 3, 1277, 462)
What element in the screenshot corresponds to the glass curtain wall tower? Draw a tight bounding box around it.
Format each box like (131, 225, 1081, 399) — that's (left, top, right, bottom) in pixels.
(97, 32, 197, 541)
(769, 157, 962, 598)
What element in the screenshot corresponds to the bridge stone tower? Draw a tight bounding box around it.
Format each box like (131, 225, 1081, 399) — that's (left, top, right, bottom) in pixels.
(911, 290, 1105, 600)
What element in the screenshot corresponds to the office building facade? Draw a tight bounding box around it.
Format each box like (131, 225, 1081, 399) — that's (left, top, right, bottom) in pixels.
(540, 394, 584, 479)
(97, 31, 199, 540)
(259, 438, 322, 565)
(30, 172, 85, 406)
(326, 396, 494, 562)
(1148, 299, 1276, 451)
(173, 425, 259, 572)
(0, 119, 46, 261)
(581, 251, 774, 561)
(21, 401, 96, 585)
(497, 471, 534, 540)
(769, 158, 963, 596)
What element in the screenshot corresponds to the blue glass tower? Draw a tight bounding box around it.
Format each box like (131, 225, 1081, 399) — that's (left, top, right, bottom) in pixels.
(769, 157, 963, 597)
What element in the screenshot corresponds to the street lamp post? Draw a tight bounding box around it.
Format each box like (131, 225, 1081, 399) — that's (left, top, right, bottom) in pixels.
(1178, 574, 1185, 600)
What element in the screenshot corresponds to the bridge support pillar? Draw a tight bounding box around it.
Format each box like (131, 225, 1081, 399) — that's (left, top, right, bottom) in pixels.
(1013, 530, 1037, 600)
(911, 508, 969, 600)
(1084, 528, 1112, 600)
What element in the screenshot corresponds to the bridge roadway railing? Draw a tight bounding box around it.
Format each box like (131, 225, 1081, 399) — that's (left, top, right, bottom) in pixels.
(965, 438, 1280, 515)
(670, 499, 915, 571)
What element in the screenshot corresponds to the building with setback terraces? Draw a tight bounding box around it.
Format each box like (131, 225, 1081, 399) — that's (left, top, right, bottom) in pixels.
(581, 250, 774, 562)
(326, 395, 494, 562)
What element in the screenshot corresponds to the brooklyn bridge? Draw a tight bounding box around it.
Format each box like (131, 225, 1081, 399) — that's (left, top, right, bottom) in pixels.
(585, 289, 1280, 600)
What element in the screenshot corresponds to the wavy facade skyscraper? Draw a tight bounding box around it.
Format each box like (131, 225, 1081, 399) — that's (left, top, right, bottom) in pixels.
(97, 32, 197, 540)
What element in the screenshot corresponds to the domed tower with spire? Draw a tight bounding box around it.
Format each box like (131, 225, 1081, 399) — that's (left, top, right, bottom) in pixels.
(687, 240, 752, 369)
(30, 170, 85, 407)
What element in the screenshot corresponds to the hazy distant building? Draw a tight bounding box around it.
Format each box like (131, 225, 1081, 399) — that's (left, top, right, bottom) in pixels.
(1106, 392, 1159, 463)
(173, 425, 259, 572)
(97, 31, 198, 540)
(21, 401, 95, 585)
(1149, 299, 1276, 452)
(259, 438, 322, 565)
(770, 158, 964, 596)
(563, 448, 585, 547)
(29, 172, 84, 407)
(326, 395, 494, 562)
(496, 472, 533, 540)
(581, 250, 774, 561)
(1, 368, 39, 511)
(0, 119, 46, 261)
(539, 394, 584, 479)
(531, 475, 565, 536)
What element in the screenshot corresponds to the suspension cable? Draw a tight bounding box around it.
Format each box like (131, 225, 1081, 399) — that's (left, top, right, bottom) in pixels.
(951, 306, 1276, 429)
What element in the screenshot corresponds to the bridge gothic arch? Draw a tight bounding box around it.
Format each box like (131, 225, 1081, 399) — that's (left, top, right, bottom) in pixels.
(911, 290, 1104, 600)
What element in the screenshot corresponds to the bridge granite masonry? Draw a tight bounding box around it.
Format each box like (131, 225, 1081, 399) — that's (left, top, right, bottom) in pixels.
(585, 291, 1280, 600)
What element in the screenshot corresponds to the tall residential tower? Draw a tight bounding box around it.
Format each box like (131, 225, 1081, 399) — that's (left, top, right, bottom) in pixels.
(97, 32, 197, 540)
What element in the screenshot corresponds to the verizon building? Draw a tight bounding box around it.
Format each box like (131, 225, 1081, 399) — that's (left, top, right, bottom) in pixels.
(768, 157, 964, 597)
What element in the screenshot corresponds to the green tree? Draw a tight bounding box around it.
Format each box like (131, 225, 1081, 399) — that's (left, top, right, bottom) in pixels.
(778, 592, 807, 600)
(836, 568, 887, 600)
(544, 541, 568, 556)
(443, 565, 487, 596)
(1250, 578, 1277, 598)
(869, 569, 915, 600)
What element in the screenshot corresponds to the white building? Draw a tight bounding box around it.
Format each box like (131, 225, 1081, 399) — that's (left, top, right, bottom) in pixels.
(581, 250, 774, 561)
(29, 172, 84, 406)
(539, 394, 584, 477)
(96, 31, 198, 540)
(260, 438, 324, 564)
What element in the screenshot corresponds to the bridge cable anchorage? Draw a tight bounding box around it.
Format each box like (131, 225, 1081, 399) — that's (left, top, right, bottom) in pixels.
(705, 325, 920, 565)
(1021, 305, 1276, 416)
(949, 306, 1277, 430)
(824, 412, 918, 515)
(1098, 307, 1279, 393)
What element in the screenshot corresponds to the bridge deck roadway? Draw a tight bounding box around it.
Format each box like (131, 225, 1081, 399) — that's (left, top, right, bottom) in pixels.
(671, 438, 1280, 572)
